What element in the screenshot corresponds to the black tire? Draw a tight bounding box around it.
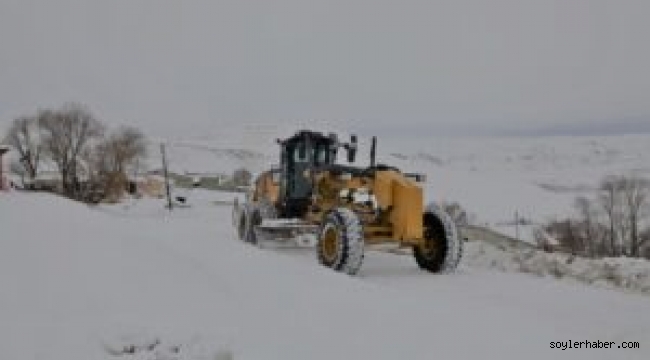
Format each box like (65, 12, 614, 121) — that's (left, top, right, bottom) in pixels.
(236, 204, 250, 242)
(243, 207, 262, 245)
(317, 208, 364, 275)
(245, 207, 264, 245)
(232, 197, 241, 228)
(237, 201, 276, 245)
(413, 204, 463, 273)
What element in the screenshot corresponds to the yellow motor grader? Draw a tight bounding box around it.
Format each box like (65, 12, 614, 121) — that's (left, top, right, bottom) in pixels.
(233, 130, 462, 275)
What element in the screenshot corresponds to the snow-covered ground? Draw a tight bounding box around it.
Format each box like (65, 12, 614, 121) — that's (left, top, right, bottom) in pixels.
(1, 190, 649, 360)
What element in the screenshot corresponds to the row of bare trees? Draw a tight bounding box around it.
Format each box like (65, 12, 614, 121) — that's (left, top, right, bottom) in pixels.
(3, 103, 146, 202)
(538, 175, 650, 259)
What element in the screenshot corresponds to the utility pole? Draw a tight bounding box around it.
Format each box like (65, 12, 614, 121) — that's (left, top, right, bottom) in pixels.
(515, 210, 520, 240)
(160, 143, 173, 211)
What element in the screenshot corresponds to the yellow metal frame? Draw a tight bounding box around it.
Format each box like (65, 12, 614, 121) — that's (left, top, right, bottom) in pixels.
(252, 168, 426, 246)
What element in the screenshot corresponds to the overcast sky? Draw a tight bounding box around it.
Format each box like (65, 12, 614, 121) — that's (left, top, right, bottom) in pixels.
(1, 0, 649, 138)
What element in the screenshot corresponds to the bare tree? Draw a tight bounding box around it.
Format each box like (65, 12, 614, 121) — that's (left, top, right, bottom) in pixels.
(599, 176, 624, 256)
(3, 116, 42, 183)
(540, 175, 650, 259)
(92, 126, 147, 200)
(620, 175, 650, 257)
(39, 103, 105, 196)
(574, 196, 602, 257)
(640, 227, 650, 260)
(96, 127, 147, 173)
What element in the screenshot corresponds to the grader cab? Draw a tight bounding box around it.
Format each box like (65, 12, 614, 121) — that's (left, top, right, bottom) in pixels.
(233, 130, 462, 275)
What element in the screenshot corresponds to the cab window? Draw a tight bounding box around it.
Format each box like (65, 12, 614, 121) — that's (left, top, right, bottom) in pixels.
(318, 148, 327, 164)
(293, 144, 309, 163)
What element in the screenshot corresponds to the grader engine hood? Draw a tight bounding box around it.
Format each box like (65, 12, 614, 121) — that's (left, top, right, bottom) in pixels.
(373, 170, 424, 242)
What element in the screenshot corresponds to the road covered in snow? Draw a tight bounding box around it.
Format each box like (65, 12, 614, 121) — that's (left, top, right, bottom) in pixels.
(1, 191, 649, 360)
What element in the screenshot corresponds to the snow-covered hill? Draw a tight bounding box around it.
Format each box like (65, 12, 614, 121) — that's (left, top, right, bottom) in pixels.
(1, 191, 648, 360)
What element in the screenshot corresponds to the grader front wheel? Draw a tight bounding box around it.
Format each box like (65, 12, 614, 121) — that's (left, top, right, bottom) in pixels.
(317, 208, 365, 275)
(413, 205, 463, 273)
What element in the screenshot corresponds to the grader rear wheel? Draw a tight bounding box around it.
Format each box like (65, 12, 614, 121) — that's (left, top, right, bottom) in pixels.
(413, 204, 463, 273)
(236, 204, 251, 242)
(246, 209, 263, 245)
(232, 198, 240, 228)
(317, 208, 364, 275)
(234, 203, 261, 245)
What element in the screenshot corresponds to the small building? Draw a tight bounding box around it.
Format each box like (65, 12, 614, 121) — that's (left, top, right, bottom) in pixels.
(0, 145, 9, 191)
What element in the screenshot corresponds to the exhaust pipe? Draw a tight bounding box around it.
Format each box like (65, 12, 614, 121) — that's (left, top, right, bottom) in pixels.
(346, 135, 358, 163)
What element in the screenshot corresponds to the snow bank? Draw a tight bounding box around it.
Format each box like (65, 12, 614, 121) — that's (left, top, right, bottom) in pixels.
(465, 241, 650, 294)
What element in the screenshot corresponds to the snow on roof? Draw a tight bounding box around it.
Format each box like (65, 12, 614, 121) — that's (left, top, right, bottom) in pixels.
(0, 145, 10, 153)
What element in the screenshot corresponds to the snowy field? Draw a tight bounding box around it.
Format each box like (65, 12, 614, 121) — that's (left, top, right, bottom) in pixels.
(1, 190, 649, 360)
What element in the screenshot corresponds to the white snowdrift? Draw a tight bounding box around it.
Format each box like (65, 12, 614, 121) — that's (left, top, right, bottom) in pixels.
(465, 241, 650, 294)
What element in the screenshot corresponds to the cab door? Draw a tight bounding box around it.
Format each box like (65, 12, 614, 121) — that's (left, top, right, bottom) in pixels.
(286, 141, 312, 200)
